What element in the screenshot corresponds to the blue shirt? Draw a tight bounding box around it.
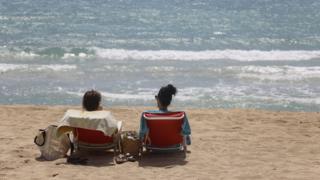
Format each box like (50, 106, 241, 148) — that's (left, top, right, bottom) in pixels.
(139, 109, 191, 140)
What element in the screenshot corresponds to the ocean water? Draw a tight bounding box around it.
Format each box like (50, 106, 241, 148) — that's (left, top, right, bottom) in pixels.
(0, 0, 320, 111)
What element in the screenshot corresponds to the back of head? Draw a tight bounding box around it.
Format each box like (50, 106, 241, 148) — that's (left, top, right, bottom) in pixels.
(157, 84, 177, 107)
(82, 90, 101, 111)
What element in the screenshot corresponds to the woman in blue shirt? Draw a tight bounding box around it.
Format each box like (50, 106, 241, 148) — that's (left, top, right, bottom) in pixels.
(139, 84, 191, 145)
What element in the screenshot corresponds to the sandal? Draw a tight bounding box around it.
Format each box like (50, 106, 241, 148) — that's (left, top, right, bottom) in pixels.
(124, 153, 136, 162)
(127, 155, 136, 162)
(115, 154, 127, 164)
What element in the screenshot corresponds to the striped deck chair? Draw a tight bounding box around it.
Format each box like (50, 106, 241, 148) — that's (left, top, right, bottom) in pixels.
(143, 112, 187, 153)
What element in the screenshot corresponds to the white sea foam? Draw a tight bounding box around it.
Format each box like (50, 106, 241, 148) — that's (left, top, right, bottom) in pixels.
(101, 92, 153, 101)
(66, 88, 203, 102)
(213, 31, 225, 35)
(62, 53, 89, 59)
(93, 48, 320, 61)
(0, 63, 76, 73)
(0, 64, 28, 73)
(0, 47, 89, 59)
(145, 66, 177, 72)
(245, 95, 320, 105)
(0, 51, 39, 59)
(1, 48, 320, 61)
(229, 66, 320, 80)
(33, 64, 77, 71)
(65, 91, 153, 101)
(65, 86, 319, 106)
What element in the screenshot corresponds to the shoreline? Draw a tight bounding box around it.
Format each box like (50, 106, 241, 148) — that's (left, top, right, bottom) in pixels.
(0, 105, 320, 179)
(1, 104, 319, 113)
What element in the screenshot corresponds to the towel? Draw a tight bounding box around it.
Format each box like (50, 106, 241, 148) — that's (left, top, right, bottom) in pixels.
(57, 109, 121, 137)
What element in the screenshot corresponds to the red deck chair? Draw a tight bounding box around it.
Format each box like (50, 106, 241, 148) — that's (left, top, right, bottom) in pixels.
(143, 111, 187, 152)
(73, 121, 122, 155)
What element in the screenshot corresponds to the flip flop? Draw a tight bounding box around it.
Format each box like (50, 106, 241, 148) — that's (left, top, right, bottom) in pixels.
(124, 153, 136, 162)
(115, 154, 127, 164)
(126, 155, 136, 162)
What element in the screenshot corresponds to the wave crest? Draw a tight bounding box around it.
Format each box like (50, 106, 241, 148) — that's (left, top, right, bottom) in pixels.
(1, 47, 320, 61)
(94, 48, 320, 61)
(0, 63, 77, 73)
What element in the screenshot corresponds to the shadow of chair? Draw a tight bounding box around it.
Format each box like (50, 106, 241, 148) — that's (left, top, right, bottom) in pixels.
(35, 150, 116, 167)
(74, 150, 116, 167)
(138, 151, 188, 168)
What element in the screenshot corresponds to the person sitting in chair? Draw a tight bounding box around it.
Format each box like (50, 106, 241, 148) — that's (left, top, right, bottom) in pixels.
(82, 90, 103, 111)
(139, 84, 191, 150)
(57, 90, 122, 164)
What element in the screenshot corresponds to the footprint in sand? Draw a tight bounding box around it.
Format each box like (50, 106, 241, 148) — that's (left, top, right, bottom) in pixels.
(1, 167, 15, 170)
(276, 119, 287, 123)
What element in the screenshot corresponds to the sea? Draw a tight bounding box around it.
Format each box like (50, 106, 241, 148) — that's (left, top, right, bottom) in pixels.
(0, 0, 320, 111)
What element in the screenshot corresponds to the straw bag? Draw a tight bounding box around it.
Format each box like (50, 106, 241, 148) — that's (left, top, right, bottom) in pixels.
(120, 131, 141, 156)
(34, 125, 71, 161)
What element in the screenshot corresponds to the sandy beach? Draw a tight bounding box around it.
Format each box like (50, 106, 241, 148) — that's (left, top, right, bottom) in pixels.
(0, 105, 319, 179)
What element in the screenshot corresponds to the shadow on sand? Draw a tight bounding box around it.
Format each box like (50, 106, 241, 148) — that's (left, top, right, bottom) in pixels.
(35, 150, 115, 167)
(138, 151, 188, 168)
(36, 150, 189, 168)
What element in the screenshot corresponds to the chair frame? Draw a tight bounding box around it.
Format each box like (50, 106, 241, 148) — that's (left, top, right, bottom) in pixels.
(71, 121, 122, 157)
(141, 112, 187, 154)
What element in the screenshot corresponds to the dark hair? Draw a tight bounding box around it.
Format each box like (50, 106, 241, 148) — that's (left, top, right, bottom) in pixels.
(157, 84, 177, 107)
(82, 90, 101, 111)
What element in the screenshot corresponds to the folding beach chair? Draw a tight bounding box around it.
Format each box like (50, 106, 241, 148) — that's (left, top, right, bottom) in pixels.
(72, 121, 122, 155)
(142, 111, 187, 153)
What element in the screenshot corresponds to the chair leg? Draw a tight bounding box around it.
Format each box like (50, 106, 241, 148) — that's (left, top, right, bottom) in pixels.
(183, 135, 187, 153)
(113, 146, 117, 156)
(138, 145, 143, 160)
(118, 138, 122, 154)
(113, 132, 122, 154)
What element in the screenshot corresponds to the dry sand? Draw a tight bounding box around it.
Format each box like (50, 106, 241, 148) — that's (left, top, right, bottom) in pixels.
(0, 105, 320, 180)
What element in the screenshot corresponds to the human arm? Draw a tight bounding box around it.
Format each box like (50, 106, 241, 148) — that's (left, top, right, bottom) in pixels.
(139, 113, 149, 140)
(181, 113, 191, 136)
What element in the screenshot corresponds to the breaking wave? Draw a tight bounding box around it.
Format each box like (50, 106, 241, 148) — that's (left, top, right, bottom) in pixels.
(1, 47, 320, 61)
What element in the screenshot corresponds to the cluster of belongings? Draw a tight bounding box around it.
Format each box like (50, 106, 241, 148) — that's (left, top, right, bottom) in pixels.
(34, 110, 189, 164)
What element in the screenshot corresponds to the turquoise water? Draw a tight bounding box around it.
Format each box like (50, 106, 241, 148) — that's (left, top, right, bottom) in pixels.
(0, 0, 320, 111)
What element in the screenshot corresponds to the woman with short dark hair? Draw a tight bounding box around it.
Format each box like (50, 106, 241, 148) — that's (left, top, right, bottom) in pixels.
(82, 90, 102, 111)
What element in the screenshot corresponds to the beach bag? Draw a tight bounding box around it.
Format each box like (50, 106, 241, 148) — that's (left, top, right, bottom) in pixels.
(34, 125, 71, 161)
(120, 131, 141, 156)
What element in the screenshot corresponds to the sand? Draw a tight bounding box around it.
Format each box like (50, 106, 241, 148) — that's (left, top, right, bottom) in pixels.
(0, 105, 320, 180)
